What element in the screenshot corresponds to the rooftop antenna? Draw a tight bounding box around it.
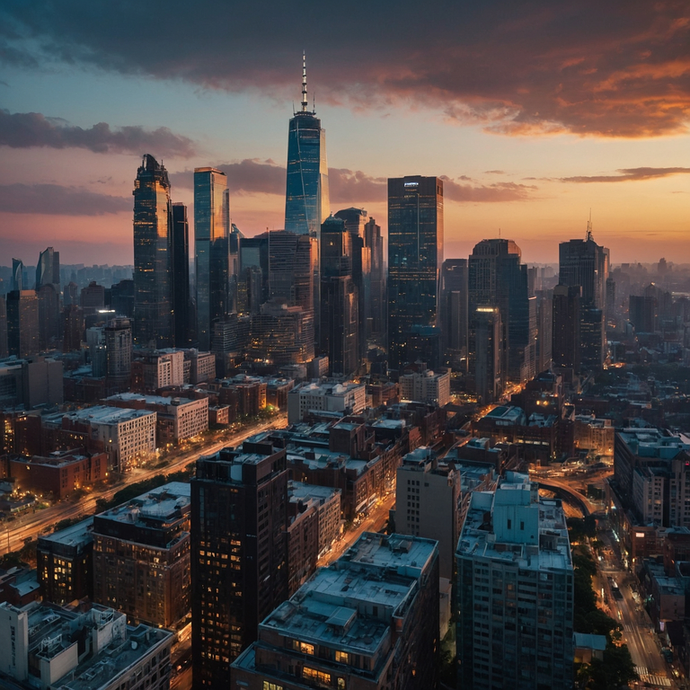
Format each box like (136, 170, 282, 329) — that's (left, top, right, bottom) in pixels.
(498, 227, 501, 238)
(586, 209, 593, 241)
(301, 51, 308, 113)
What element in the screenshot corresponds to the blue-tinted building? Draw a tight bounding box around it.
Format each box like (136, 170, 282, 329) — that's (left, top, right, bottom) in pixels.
(194, 167, 230, 351)
(284, 55, 330, 237)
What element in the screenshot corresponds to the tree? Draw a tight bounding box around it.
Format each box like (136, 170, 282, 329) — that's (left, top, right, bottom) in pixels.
(587, 644, 637, 689)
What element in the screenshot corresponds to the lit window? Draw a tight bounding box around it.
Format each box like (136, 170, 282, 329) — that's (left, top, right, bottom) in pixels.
(335, 650, 349, 664)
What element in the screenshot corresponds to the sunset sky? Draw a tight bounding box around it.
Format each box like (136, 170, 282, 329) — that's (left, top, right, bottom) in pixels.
(0, 0, 688, 267)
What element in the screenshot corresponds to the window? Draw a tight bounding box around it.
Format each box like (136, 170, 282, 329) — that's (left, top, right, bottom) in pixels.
(303, 667, 331, 685)
(507, 519, 512, 529)
(263, 683, 283, 690)
(335, 650, 349, 664)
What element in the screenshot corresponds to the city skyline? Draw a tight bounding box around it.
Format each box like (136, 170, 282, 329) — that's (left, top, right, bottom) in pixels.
(0, 2, 688, 265)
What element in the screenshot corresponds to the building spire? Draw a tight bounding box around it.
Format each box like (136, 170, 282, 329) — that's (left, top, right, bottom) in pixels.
(301, 51, 308, 113)
(586, 209, 593, 241)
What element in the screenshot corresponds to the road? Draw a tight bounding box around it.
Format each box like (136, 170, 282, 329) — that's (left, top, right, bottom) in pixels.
(1, 414, 287, 556)
(597, 528, 674, 689)
(317, 492, 396, 568)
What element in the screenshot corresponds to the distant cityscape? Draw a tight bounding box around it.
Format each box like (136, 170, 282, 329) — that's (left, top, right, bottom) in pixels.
(2, 58, 690, 690)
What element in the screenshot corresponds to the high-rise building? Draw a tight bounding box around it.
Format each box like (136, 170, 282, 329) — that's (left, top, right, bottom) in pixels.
(195, 168, 230, 350)
(35, 246, 60, 292)
(456, 473, 574, 689)
(104, 317, 132, 392)
(387, 176, 444, 369)
(12, 258, 23, 291)
(468, 239, 533, 393)
(535, 289, 553, 373)
(62, 304, 84, 352)
(36, 284, 60, 351)
(133, 154, 173, 348)
(558, 222, 609, 370)
(629, 294, 657, 333)
(7, 290, 39, 358)
(320, 215, 359, 376)
(441, 258, 468, 369)
(0, 295, 8, 358)
(365, 216, 385, 345)
(284, 54, 330, 237)
(552, 284, 581, 372)
(191, 442, 289, 687)
(172, 202, 191, 346)
(110, 278, 135, 318)
(473, 306, 502, 403)
(238, 234, 269, 310)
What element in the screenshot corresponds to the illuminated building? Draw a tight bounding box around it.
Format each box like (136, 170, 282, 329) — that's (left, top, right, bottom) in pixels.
(7, 290, 39, 358)
(387, 176, 443, 370)
(133, 154, 173, 348)
(194, 168, 230, 350)
(191, 442, 289, 687)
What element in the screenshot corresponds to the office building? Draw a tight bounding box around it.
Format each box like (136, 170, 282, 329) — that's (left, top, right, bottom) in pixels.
(552, 285, 581, 372)
(172, 202, 191, 346)
(12, 258, 24, 291)
(110, 278, 135, 318)
(232, 532, 440, 690)
(365, 216, 385, 345)
(395, 447, 460, 579)
(191, 442, 289, 686)
(104, 317, 132, 392)
(37, 517, 94, 605)
(36, 284, 60, 351)
(267, 230, 315, 315)
(287, 381, 366, 424)
(398, 367, 450, 407)
(62, 304, 84, 352)
(0, 600, 173, 690)
(238, 234, 269, 310)
(441, 258, 468, 369)
(0, 295, 7, 358)
(535, 290, 553, 373)
(0, 355, 63, 408)
(92, 482, 191, 628)
(7, 290, 39, 358)
(473, 306, 502, 403)
(284, 53, 330, 237)
(456, 473, 574, 689)
(133, 154, 173, 348)
(630, 294, 657, 333)
(320, 215, 359, 376)
(132, 348, 185, 392)
(36, 246, 60, 292)
(387, 176, 443, 369)
(195, 168, 230, 350)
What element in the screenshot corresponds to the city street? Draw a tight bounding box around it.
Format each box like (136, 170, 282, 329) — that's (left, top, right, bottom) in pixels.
(1, 413, 287, 556)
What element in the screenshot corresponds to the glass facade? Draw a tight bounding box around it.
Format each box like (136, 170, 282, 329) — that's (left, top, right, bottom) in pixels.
(171, 203, 190, 347)
(387, 176, 444, 369)
(132, 154, 173, 347)
(194, 168, 230, 351)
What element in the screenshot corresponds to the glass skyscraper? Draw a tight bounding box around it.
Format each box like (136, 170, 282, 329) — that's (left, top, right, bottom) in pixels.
(133, 154, 173, 347)
(194, 167, 230, 351)
(171, 202, 190, 347)
(387, 176, 444, 370)
(284, 55, 330, 236)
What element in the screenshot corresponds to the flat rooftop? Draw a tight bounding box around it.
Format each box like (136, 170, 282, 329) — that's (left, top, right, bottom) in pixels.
(39, 517, 94, 547)
(97, 482, 190, 524)
(65, 406, 155, 425)
(288, 481, 341, 504)
(106, 392, 197, 406)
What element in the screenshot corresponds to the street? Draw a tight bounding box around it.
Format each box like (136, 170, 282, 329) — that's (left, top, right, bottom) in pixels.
(1, 413, 287, 556)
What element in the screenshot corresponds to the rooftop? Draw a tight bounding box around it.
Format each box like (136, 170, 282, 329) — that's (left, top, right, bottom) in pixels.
(288, 481, 341, 505)
(65, 406, 155, 425)
(105, 392, 197, 407)
(39, 517, 94, 548)
(96, 482, 190, 526)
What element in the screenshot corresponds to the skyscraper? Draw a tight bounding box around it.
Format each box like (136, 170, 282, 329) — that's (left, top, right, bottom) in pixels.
(7, 290, 39, 358)
(195, 168, 230, 351)
(0, 295, 7, 358)
(35, 246, 60, 292)
(320, 216, 359, 376)
(104, 317, 132, 393)
(133, 154, 173, 348)
(284, 54, 330, 237)
(365, 216, 385, 345)
(552, 285, 581, 372)
(387, 176, 444, 370)
(441, 258, 469, 370)
(171, 202, 190, 346)
(11, 259, 23, 291)
(191, 442, 289, 688)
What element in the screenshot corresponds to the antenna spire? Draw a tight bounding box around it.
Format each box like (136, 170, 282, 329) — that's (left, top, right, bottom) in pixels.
(301, 51, 308, 113)
(586, 209, 593, 241)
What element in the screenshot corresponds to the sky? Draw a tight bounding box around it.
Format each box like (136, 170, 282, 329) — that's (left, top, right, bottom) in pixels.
(0, 0, 688, 267)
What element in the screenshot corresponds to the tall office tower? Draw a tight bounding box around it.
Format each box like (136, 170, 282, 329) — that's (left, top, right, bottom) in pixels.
(606, 276, 616, 328)
(0, 295, 7, 358)
(552, 284, 581, 372)
(474, 306, 502, 403)
(266, 230, 314, 313)
(11, 259, 23, 291)
(238, 234, 269, 310)
(104, 317, 132, 392)
(319, 216, 359, 376)
(456, 474, 574, 689)
(133, 153, 173, 348)
(365, 216, 385, 345)
(335, 207, 370, 363)
(195, 168, 230, 351)
(171, 202, 191, 346)
(441, 258, 468, 370)
(284, 54, 330, 237)
(62, 305, 84, 352)
(387, 176, 444, 370)
(558, 221, 609, 369)
(191, 442, 289, 687)
(629, 294, 657, 333)
(7, 290, 39, 358)
(110, 278, 135, 318)
(36, 284, 60, 351)
(535, 290, 553, 373)
(228, 222, 243, 313)
(63, 281, 78, 307)
(35, 246, 60, 292)
(468, 239, 532, 394)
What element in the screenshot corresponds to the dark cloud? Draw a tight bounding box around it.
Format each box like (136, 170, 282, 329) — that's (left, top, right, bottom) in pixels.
(1, 1, 688, 137)
(171, 159, 285, 195)
(560, 166, 690, 182)
(0, 109, 196, 157)
(441, 177, 538, 202)
(0, 184, 131, 215)
(329, 168, 386, 203)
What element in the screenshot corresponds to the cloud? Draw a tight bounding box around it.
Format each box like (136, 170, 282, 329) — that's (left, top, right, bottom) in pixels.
(441, 177, 538, 202)
(484, 170, 505, 175)
(1, 1, 689, 137)
(0, 109, 196, 157)
(329, 168, 386, 203)
(0, 184, 131, 215)
(560, 166, 690, 183)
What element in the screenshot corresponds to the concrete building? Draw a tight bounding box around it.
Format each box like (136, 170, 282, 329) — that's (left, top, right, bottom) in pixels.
(398, 368, 450, 407)
(288, 381, 366, 424)
(37, 518, 94, 605)
(6, 290, 39, 358)
(394, 446, 460, 580)
(232, 532, 440, 690)
(0, 600, 173, 690)
(185, 348, 216, 384)
(92, 482, 191, 628)
(132, 348, 185, 392)
(289, 480, 342, 558)
(0, 355, 63, 409)
(62, 406, 156, 472)
(456, 473, 574, 689)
